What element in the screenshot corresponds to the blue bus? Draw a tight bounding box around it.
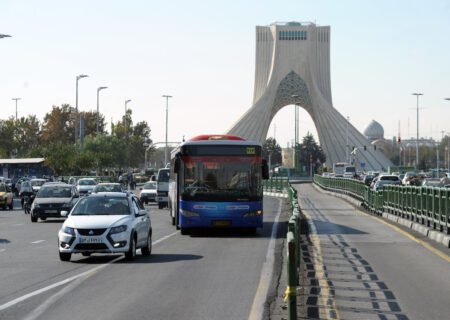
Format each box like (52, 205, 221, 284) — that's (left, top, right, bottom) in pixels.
(168, 135, 269, 235)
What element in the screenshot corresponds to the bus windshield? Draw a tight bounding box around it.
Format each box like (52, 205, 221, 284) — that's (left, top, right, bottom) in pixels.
(181, 156, 262, 202)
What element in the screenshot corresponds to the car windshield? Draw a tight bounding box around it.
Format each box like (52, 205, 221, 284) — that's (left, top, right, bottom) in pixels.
(37, 186, 73, 198)
(157, 170, 169, 182)
(95, 184, 122, 192)
(71, 196, 130, 215)
(143, 183, 156, 190)
(380, 176, 399, 181)
(31, 180, 46, 186)
(78, 179, 96, 186)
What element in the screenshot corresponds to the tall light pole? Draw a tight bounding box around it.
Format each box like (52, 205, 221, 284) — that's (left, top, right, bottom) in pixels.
(75, 74, 88, 143)
(292, 95, 300, 172)
(124, 99, 132, 136)
(445, 99, 450, 172)
(0, 34, 11, 39)
(346, 116, 350, 163)
(162, 95, 172, 166)
(412, 93, 423, 169)
(96, 86, 108, 134)
(12, 98, 21, 120)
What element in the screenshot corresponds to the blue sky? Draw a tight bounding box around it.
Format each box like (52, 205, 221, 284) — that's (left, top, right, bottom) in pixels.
(1, 0, 449, 148)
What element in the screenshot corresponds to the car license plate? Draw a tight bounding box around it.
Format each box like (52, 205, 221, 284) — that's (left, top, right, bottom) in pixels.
(79, 237, 102, 244)
(212, 220, 231, 227)
(45, 210, 58, 213)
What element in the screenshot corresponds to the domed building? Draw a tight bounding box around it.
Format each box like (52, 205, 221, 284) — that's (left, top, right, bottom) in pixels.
(363, 120, 384, 142)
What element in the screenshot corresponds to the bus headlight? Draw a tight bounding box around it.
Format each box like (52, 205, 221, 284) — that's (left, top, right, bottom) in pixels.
(243, 210, 262, 217)
(180, 209, 200, 217)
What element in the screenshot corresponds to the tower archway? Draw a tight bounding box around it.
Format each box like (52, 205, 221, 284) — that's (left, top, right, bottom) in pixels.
(227, 22, 392, 170)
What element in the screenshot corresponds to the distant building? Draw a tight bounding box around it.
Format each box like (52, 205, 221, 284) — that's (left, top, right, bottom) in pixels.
(0, 158, 52, 179)
(364, 120, 384, 142)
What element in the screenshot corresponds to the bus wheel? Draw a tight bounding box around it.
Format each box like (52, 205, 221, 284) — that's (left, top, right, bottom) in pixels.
(180, 228, 189, 235)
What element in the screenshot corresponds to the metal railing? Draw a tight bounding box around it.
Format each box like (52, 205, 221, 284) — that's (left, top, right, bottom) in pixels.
(314, 175, 450, 234)
(263, 177, 289, 193)
(284, 183, 301, 319)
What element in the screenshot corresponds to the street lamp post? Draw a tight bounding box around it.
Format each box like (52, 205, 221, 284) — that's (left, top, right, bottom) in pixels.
(346, 116, 350, 163)
(412, 93, 423, 169)
(12, 98, 21, 120)
(291, 95, 300, 172)
(96, 87, 108, 134)
(75, 74, 88, 143)
(445, 99, 450, 172)
(162, 95, 173, 166)
(124, 99, 132, 136)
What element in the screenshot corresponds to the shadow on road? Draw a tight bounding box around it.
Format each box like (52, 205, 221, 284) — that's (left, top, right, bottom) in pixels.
(124, 253, 203, 264)
(0, 239, 10, 244)
(312, 220, 368, 235)
(186, 220, 286, 239)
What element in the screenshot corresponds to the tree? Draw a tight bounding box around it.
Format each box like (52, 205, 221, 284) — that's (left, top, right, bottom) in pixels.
(43, 143, 77, 175)
(298, 133, 326, 173)
(0, 118, 17, 157)
(82, 134, 128, 171)
(14, 115, 41, 157)
(80, 110, 106, 137)
(41, 104, 76, 145)
(262, 137, 282, 167)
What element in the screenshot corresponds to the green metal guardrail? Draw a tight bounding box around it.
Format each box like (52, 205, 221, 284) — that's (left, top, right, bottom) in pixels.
(314, 175, 450, 234)
(263, 177, 289, 193)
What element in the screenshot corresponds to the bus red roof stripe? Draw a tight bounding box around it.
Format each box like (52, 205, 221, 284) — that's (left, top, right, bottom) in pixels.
(189, 134, 246, 141)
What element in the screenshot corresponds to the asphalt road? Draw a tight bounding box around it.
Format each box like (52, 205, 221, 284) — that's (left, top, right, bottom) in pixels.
(297, 183, 450, 320)
(0, 196, 286, 320)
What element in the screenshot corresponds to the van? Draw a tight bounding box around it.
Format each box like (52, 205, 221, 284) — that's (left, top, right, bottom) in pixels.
(156, 168, 170, 209)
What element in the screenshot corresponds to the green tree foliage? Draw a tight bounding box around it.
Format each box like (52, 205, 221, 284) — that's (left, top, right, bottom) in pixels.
(298, 133, 326, 173)
(0, 117, 17, 157)
(43, 143, 77, 175)
(80, 110, 106, 137)
(14, 115, 41, 157)
(262, 137, 282, 166)
(82, 134, 128, 171)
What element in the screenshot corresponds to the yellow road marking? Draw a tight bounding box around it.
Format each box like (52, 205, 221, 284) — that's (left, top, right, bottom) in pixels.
(368, 215, 450, 263)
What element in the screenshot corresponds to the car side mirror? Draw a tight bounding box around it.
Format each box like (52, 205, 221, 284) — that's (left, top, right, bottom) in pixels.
(61, 211, 69, 217)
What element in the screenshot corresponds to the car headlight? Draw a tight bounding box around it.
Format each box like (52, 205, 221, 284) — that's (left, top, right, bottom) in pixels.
(109, 225, 127, 234)
(243, 210, 262, 217)
(32, 203, 40, 209)
(180, 209, 200, 217)
(62, 226, 75, 236)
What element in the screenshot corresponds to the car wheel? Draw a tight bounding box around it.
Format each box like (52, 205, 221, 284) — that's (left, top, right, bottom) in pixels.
(180, 228, 189, 235)
(125, 233, 137, 261)
(8, 202, 13, 210)
(141, 232, 152, 256)
(171, 215, 175, 226)
(40, 217, 46, 221)
(59, 252, 71, 261)
(31, 213, 38, 222)
(158, 203, 163, 209)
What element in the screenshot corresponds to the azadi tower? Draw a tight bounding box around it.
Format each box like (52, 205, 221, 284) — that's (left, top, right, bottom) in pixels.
(228, 22, 392, 170)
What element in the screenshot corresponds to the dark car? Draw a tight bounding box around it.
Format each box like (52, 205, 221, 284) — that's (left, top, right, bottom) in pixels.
(30, 183, 79, 222)
(363, 174, 374, 186)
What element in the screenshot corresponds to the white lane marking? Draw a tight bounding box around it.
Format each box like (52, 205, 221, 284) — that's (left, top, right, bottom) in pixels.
(13, 224, 24, 226)
(248, 198, 283, 320)
(0, 231, 179, 312)
(31, 240, 45, 244)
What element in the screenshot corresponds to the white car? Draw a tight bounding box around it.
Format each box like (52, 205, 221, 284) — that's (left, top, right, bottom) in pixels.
(58, 192, 152, 261)
(30, 178, 47, 193)
(140, 181, 157, 204)
(76, 178, 98, 196)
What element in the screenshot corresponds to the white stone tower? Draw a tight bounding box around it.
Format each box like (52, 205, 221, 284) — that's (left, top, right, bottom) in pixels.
(227, 22, 392, 170)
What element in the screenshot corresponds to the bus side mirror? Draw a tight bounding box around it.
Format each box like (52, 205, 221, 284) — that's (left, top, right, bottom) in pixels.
(262, 159, 269, 180)
(174, 158, 180, 174)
